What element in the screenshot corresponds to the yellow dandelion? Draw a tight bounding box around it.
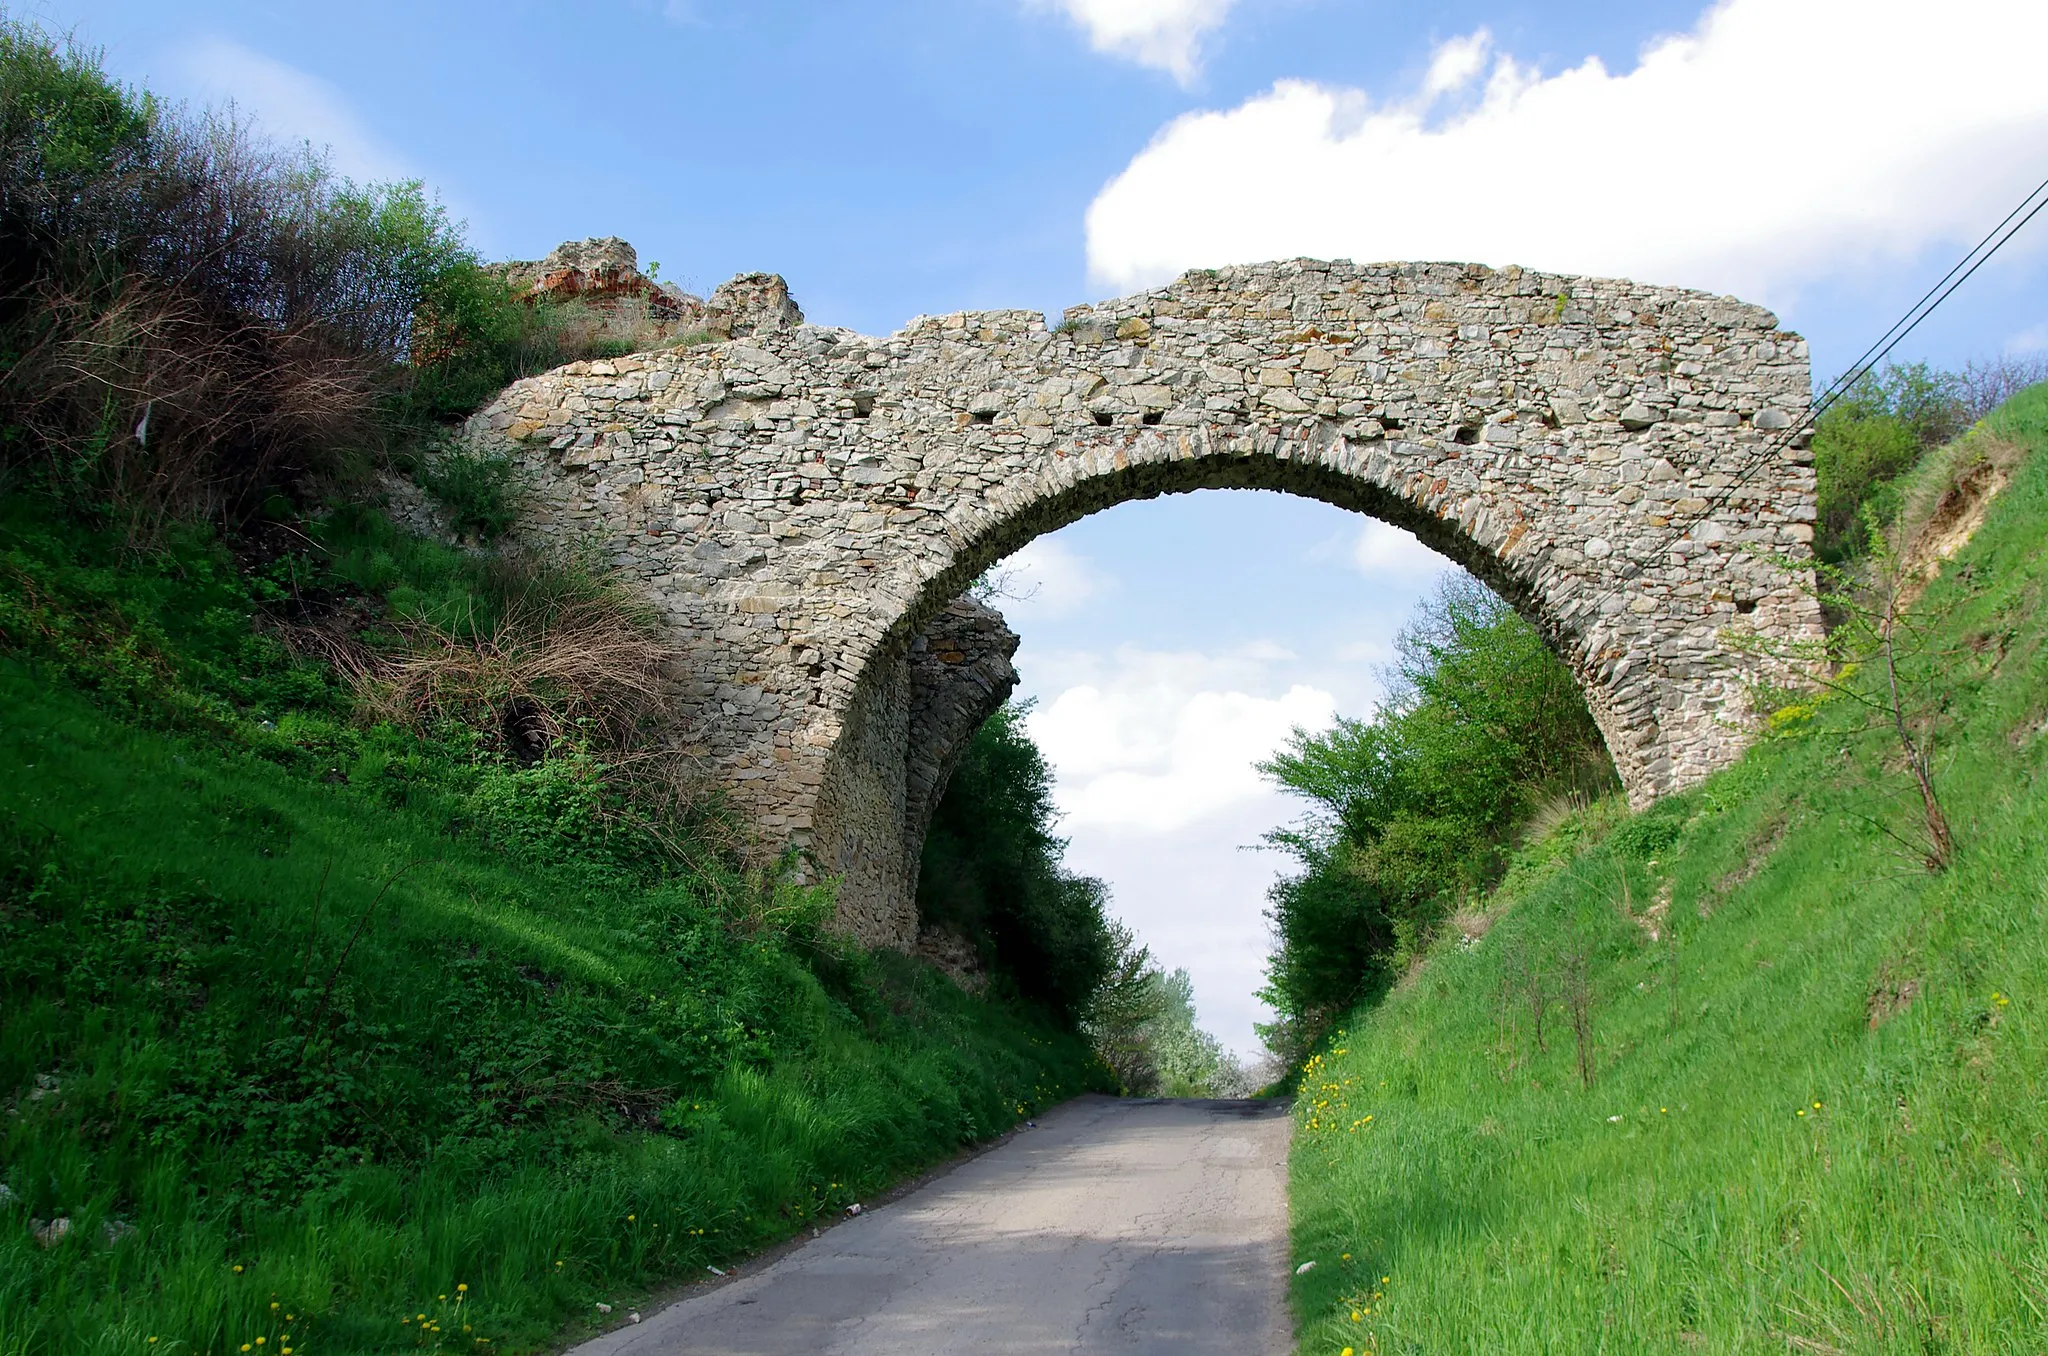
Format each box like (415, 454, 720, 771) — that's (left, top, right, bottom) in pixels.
(1351, 1310, 1361, 1321)
(1343, 1348, 1355, 1356)
(233, 1265, 245, 1274)
(1813, 1101, 1823, 1109)
(270, 1302, 280, 1310)
(459, 1283, 469, 1292)
(255, 1339, 266, 1347)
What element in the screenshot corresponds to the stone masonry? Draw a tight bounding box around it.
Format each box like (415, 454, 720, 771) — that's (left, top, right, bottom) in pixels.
(463, 256, 1824, 946)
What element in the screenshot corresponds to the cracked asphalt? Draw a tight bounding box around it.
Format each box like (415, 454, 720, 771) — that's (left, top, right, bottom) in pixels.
(569, 1094, 1294, 1355)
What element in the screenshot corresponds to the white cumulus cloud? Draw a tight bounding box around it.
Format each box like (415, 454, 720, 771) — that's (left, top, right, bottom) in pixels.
(1024, 645, 1335, 834)
(166, 38, 411, 185)
(993, 537, 1106, 620)
(1085, 0, 2048, 302)
(1034, 0, 1241, 83)
(1352, 519, 1451, 580)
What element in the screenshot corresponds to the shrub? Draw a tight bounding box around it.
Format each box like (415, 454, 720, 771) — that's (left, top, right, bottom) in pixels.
(0, 19, 482, 533)
(1811, 361, 1974, 562)
(419, 443, 526, 540)
(0, 15, 668, 541)
(402, 261, 690, 423)
(1256, 576, 1617, 1052)
(916, 702, 1115, 1021)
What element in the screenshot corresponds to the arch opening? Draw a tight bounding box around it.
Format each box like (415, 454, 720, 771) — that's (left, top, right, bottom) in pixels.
(891, 485, 1631, 1054)
(811, 448, 1644, 951)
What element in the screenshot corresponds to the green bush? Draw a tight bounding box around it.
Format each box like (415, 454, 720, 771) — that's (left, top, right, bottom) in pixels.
(420, 445, 525, 541)
(0, 13, 661, 540)
(1811, 362, 1969, 561)
(400, 261, 673, 425)
(916, 703, 1116, 1021)
(1256, 577, 1616, 1056)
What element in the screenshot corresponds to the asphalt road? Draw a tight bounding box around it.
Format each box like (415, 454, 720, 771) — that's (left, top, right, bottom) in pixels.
(570, 1094, 1294, 1355)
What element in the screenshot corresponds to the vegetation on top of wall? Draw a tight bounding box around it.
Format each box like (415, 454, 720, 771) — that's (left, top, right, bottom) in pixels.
(1283, 380, 2048, 1353)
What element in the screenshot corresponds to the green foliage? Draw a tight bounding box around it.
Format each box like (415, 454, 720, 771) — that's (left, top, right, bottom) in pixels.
(419, 445, 525, 541)
(1286, 379, 2048, 1354)
(0, 18, 148, 252)
(917, 701, 1242, 1089)
(310, 501, 544, 638)
(0, 11, 657, 542)
(1256, 577, 1616, 1051)
(0, 495, 342, 727)
(1606, 795, 1689, 861)
(1136, 968, 1233, 1097)
(916, 703, 1116, 1022)
(1077, 919, 1165, 1094)
(0, 498, 1107, 1352)
(1811, 361, 1970, 562)
(400, 262, 665, 426)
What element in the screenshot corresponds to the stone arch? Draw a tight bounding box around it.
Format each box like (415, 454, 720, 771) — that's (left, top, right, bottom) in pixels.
(464, 258, 1823, 946)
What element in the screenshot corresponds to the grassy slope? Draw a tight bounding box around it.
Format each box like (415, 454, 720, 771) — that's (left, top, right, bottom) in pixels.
(1290, 387, 2048, 1354)
(0, 512, 1104, 1354)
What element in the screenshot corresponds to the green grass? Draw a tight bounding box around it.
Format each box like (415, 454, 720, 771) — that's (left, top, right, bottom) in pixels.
(1288, 385, 2048, 1354)
(0, 503, 1105, 1354)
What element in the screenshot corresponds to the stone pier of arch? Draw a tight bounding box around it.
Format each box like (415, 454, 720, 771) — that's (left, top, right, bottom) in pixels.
(462, 258, 1824, 946)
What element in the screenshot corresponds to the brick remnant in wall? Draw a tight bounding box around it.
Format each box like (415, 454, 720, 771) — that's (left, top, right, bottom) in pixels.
(463, 255, 1824, 947)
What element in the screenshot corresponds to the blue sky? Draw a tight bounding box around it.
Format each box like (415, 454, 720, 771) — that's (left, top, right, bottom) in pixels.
(30, 0, 2048, 1054)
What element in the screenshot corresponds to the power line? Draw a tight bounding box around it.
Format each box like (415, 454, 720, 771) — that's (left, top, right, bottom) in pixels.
(1683, 168, 2048, 526)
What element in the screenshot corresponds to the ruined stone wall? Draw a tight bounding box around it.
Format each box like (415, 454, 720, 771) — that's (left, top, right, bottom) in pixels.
(462, 258, 1823, 946)
(494, 237, 804, 341)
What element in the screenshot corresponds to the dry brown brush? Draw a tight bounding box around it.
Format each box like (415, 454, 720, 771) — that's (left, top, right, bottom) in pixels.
(1, 34, 469, 536)
(1, 275, 374, 536)
(329, 592, 670, 758)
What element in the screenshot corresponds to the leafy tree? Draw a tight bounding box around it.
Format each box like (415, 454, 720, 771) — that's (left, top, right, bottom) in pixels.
(1256, 576, 1615, 1056)
(1081, 919, 1164, 1093)
(916, 701, 1115, 1022)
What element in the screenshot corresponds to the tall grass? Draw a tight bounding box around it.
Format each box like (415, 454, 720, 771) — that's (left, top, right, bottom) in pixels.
(1287, 384, 2048, 1354)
